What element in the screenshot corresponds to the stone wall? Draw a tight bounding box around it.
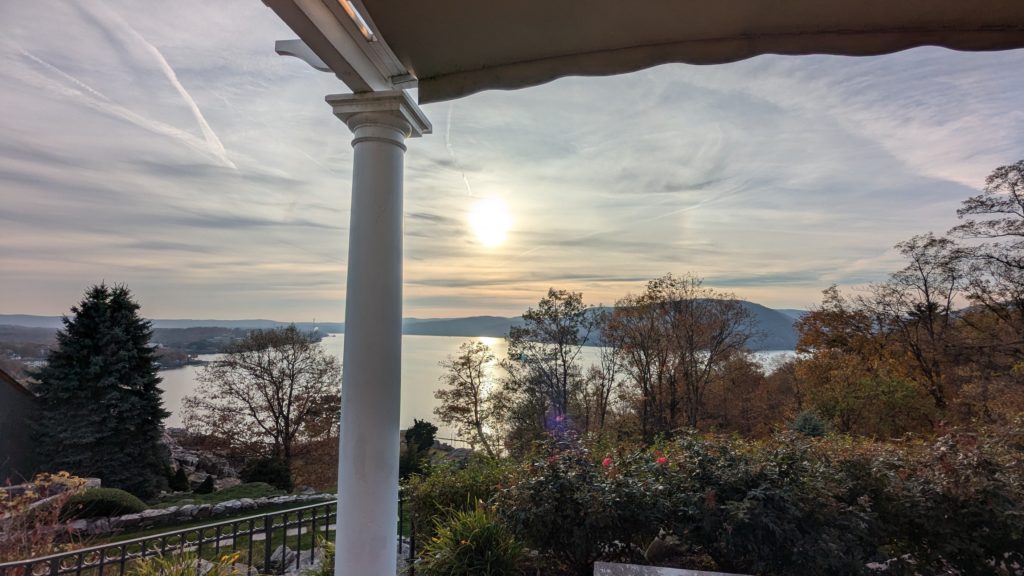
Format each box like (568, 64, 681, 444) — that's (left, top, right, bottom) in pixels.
(67, 493, 334, 537)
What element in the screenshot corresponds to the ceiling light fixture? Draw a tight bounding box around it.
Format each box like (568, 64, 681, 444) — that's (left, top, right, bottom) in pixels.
(337, 0, 376, 41)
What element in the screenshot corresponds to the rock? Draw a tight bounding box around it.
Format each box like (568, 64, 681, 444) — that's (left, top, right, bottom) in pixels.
(188, 472, 211, 489)
(296, 486, 317, 495)
(68, 519, 88, 533)
(445, 448, 474, 464)
(238, 498, 256, 510)
(644, 532, 686, 564)
(221, 499, 242, 511)
(178, 504, 197, 518)
(211, 505, 226, 516)
(194, 504, 212, 519)
(83, 478, 102, 489)
(215, 477, 242, 491)
(269, 545, 297, 570)
(112, 514, 142, 529)
(138, 509, 175, 527)
(87, 518, 110, 535)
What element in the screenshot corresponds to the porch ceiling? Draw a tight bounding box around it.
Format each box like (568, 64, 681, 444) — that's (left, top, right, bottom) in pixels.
(267, 0, 1024, 103)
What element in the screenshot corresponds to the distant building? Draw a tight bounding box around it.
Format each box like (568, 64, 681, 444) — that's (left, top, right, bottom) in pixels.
(0, 366, 37, 482)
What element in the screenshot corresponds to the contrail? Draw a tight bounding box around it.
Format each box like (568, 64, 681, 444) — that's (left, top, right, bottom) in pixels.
(85, 0, 236, 170)
(18, 48, 110, 103)
(445, 102, 474, 196)
(15, 47, 223, 163)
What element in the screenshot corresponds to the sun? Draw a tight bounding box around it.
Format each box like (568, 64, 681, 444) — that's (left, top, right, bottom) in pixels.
(469, 197, 512, 247)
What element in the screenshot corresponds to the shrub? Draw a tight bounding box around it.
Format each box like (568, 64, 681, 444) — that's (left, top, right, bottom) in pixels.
(420, 505, 523, 576)
(405, 456, 513, 544)
(661, 433, 875, 576)
(60, 487, 146, 520)
(496, 445, 662, 576)
(194, 475, 215, 495)
(300, 535, 335, 576)
(406, 419, 438, 453)
(400, 442, 427, 480)
(126, 552, 241, 576)
(241, 457, 292, 491)
(853, 431, 1024, 575)
(168, 468, 190, 492)
(0, 472, 86, 562)
(789, 410, 827, 437)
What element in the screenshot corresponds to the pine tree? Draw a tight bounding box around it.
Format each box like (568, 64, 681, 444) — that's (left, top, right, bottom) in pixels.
(32, 284, 170, 498)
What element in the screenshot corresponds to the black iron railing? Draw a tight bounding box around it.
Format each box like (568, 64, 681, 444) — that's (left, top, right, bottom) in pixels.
(0, 500, 415, 576)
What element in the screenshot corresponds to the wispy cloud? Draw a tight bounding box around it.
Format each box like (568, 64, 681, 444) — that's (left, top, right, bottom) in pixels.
(0, 0, 1022, 319)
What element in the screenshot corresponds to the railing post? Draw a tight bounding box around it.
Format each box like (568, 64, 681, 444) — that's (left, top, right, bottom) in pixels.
(263, 514, 273, 575)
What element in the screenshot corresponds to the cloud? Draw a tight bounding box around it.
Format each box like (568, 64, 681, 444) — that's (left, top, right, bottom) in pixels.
(1, 0, 1022, 318)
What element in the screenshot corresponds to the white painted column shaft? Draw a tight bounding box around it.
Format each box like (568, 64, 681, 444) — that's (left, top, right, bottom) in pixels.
(335, 118, 407, 576)
(329, 90, 429, 576)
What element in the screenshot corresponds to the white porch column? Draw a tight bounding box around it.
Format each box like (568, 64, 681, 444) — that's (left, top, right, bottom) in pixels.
(328, 90, 430, 576)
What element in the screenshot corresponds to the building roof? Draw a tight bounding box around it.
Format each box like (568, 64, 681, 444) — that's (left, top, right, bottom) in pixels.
(265, 0, 1024, 103)
(0, 366, 34, 398)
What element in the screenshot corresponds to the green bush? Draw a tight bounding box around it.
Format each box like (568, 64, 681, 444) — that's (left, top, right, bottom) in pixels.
(661, 433, 875, 576)
(407, 430, 1024, 576)
(405, 456, 513, 543)
(496, 445, 662, 576)
(61, 488, 147, 520)
(420, 505, 523, 576)
(194, 475, 215, 494)
(837, 432, 1024, 575)
(241, 457, 293, 491)
(788, 410, 828, 437)
(168, 468, 190, 492)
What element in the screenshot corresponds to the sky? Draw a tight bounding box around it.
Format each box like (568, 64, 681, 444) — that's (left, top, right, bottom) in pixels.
(1, 0, 1023, 321)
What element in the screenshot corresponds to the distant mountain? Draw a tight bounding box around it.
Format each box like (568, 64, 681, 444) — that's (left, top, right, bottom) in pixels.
(0, 301, 801, 351)
(402, 316, 524, 338)
(741, 302, 800, 350)
(776, 309, 809, 322)
(0, 315, 343, 333)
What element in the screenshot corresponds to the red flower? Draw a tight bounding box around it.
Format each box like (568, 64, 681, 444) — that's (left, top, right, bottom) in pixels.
(655, 456, 668, 465)
(601, 457, 612, 468)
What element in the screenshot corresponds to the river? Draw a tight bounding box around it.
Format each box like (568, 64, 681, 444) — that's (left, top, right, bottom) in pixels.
(159, 334, 793, 439)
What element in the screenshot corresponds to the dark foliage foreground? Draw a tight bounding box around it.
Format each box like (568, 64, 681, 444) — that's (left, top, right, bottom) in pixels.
(407, 426, 1024, 576)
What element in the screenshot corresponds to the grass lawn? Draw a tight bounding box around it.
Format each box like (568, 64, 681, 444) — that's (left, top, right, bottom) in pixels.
(149, 483, 286, 509)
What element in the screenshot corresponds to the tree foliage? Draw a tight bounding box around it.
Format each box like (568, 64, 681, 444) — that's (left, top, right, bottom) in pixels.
(605, 273, 756, 436)
(183, 325, 341, 478)
(435, 342, 500, 457)
(32, 284, 170, 498)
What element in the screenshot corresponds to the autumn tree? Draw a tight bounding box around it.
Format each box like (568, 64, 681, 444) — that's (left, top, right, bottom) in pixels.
(603, 289, 672, 440)
(795, 285, 936, 435)
(606, 274, 756, 433)
(503, 289, 596, 421)
(32, 284, 169, 498)
(434, 341, 500, 457)
(870, 233, 966, 409)
(184, 325, 341, 479)
(951, 159, 1024, 365)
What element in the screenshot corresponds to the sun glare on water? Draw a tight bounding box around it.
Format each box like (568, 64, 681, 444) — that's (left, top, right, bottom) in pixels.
(469, 197, 512, 247)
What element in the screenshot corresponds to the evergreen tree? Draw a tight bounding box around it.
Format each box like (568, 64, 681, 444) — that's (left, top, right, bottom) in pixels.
(32, 284, 170, 498)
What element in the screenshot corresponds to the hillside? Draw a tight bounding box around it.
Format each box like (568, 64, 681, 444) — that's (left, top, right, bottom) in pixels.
(0, 300, 801, 354)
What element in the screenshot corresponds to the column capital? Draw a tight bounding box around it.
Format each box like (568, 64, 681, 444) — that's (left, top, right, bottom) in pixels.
(326, 89, 432, 138)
